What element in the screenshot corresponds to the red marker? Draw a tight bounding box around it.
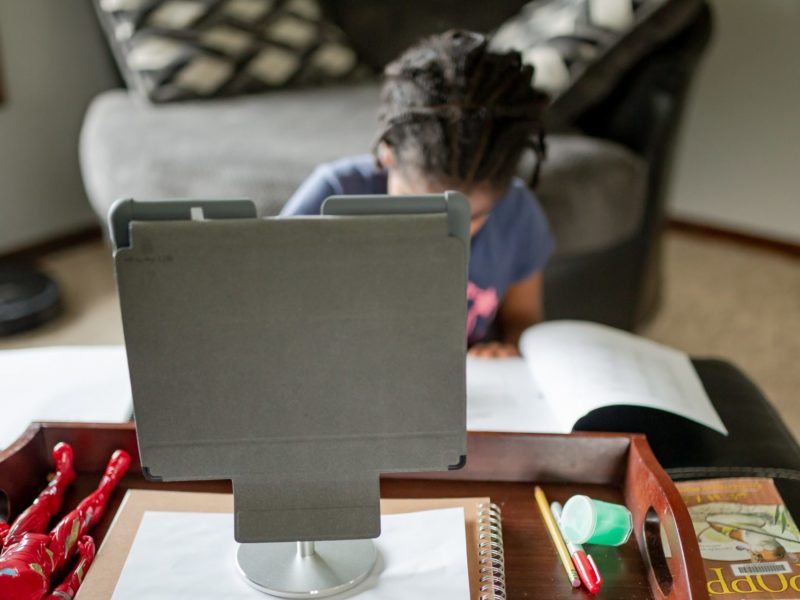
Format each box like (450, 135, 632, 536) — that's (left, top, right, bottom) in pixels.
(551, 501, 604, 594)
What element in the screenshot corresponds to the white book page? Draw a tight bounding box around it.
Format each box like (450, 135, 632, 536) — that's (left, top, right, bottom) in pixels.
(111, 509, 470, 600)
(520, 321, 727, 435)
(466, 356, 569, 433)
(0, 346, 132, 449)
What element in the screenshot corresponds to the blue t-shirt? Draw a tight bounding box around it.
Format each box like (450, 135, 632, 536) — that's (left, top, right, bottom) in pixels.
(281, 155, 555, 343)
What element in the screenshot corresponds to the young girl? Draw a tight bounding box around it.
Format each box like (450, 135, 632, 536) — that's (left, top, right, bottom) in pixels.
(281, 30, 553, 357)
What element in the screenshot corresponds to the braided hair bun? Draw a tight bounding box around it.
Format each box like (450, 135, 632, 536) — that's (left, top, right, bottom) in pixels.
(376, 29, 548, 190)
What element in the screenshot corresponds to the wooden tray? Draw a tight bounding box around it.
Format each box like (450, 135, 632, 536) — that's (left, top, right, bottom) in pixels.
(0, 423, 707, 599)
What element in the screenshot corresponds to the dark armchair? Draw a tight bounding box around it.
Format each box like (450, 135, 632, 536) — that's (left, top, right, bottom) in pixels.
(543, 4, 713, 329)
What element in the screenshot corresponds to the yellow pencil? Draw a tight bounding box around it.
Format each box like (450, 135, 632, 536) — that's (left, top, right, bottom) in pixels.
(534, 486, 581, 588)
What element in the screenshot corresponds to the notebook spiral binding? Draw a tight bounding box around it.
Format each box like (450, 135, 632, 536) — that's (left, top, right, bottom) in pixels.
(477, 503, 506, 600)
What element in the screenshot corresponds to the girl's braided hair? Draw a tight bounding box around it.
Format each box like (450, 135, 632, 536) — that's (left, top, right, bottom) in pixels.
(375, 29, 548, 191)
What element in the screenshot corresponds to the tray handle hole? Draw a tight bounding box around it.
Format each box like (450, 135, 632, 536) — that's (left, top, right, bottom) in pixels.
(0, 489, 8, 520)
(644, 506, 673, 596)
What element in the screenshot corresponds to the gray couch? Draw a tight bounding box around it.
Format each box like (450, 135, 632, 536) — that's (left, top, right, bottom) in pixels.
(81, 84, 645, 257)
(80, 4, 712, 331)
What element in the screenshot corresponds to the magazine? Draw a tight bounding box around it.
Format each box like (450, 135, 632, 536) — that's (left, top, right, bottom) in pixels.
(675, 478, 800, 598)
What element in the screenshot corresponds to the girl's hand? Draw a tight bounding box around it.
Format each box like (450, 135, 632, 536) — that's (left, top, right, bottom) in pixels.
(468, 342, 520, 358)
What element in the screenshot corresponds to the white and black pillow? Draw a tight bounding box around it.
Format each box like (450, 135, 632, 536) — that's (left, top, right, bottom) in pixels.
(94, 0, 372, 102)
(491, 0, 702, 124)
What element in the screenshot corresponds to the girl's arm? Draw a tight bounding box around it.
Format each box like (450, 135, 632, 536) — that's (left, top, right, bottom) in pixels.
(498, 270, 544, 347)
(281, 166, 337, 216)
(469, 271, 544, 357)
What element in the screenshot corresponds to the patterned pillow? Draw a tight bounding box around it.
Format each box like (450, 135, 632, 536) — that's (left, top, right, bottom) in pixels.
(491, 0, 702, 125)
(93, 0, 372, 102)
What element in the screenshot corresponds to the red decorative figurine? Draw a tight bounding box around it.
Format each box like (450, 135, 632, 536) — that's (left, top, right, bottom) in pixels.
(0, 443, 130, 600)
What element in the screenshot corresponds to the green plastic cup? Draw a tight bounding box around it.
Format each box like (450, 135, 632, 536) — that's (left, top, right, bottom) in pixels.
(560, 494, 633, 546)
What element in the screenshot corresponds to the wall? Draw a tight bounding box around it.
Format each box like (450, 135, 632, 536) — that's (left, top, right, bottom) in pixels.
(668, 0, 800, 244)
(0, 0, 119, 254)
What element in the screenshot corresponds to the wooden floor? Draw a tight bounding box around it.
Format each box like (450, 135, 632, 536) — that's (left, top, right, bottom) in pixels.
(2, 228, 798, 440)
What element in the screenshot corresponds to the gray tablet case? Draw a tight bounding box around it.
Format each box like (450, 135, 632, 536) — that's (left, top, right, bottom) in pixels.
(111, 194, 469, 543)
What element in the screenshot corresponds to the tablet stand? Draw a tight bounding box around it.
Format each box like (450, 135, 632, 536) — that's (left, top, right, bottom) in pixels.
(237, 539, 377, 598)
(110, 194, 470, 598)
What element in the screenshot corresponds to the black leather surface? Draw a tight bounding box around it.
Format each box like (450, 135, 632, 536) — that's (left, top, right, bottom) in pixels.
(325, 0, 528, 70)
(544, 233, 651, 330)
(561, 5, 713, 330)
(574, 359, 800, 512)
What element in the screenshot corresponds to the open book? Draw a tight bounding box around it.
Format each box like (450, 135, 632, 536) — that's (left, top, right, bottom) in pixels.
(467, 320, 727, 435)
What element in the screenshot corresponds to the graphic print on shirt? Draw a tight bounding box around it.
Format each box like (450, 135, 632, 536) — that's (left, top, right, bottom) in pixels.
(467, 280, 499, 344)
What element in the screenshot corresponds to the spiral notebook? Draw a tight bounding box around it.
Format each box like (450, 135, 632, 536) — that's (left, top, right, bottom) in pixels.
(76, 490, 506, 600)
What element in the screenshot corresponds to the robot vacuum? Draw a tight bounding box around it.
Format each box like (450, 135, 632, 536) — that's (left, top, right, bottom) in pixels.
(0, 263, 62, 336)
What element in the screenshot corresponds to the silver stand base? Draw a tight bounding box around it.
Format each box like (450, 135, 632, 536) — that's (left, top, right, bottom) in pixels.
(236, 539, 377, 599)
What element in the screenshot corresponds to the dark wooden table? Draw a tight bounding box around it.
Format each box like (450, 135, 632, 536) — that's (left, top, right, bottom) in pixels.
(0, 423, 708, 599)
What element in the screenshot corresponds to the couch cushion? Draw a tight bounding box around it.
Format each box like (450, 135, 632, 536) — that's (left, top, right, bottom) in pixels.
(80, 84, 646, 255)
(535, 134, 647, 257)
(80, 83, 381, 219)
(490, 0, 703, 128)
(92, 0, 371, 103)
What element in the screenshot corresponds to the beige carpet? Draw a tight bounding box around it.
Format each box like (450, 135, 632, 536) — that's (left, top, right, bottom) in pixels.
(641, 231, 800, 441)
(2, 230, 798, 439)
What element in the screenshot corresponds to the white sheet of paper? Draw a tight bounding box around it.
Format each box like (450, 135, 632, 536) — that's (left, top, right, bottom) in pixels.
(520, 321, 727, 435)
(0, 346, 132, 449)
(466, 356, 566, 433)
(111, 509, 470, 600)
